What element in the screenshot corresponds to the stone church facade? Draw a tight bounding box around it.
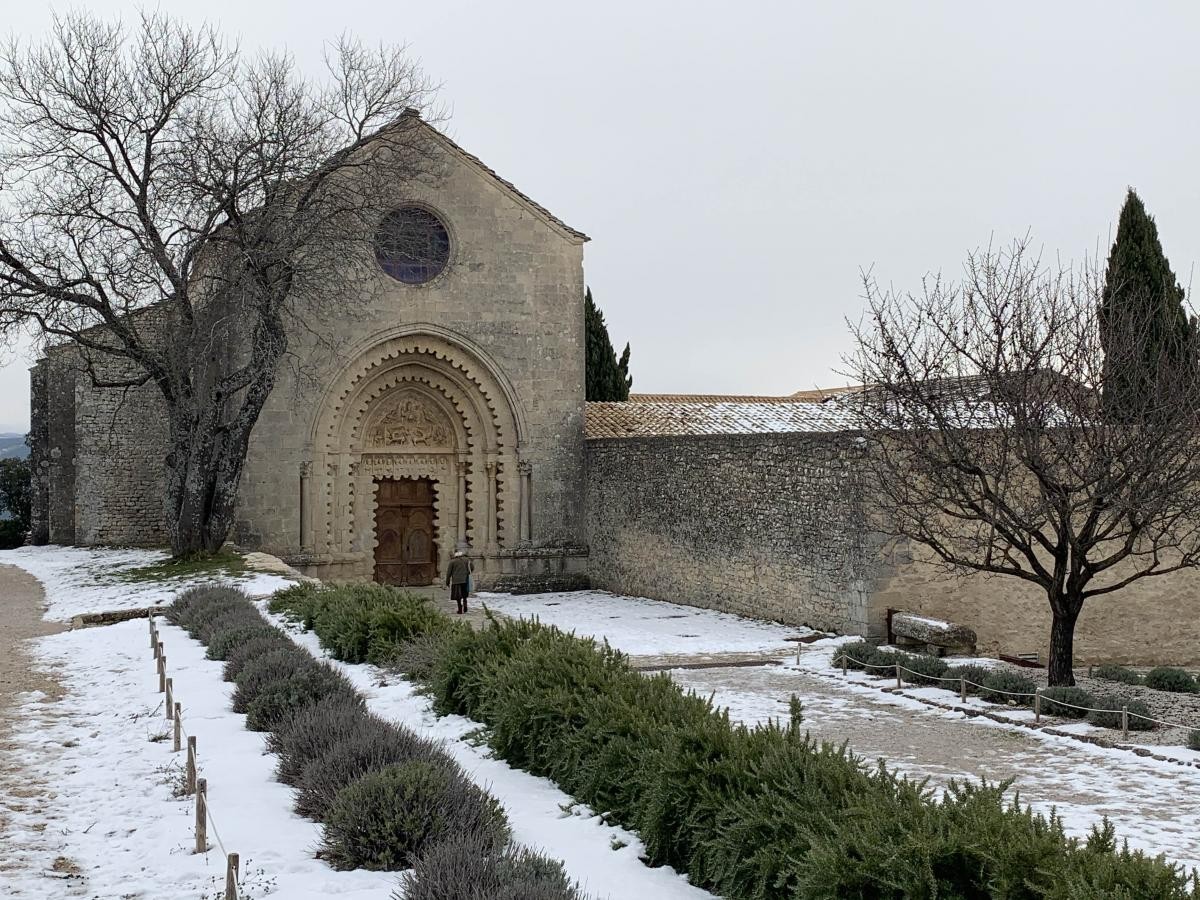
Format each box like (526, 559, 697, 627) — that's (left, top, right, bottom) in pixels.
(26, 122, 1199, 665)
(29, 120, 590, 592)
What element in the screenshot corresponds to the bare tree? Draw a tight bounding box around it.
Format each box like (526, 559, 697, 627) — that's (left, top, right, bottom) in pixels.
(0, 12, 441, 556)
(848, 240, 1200, 685)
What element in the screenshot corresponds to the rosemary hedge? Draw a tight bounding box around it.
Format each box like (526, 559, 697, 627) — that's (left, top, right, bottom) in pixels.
(389, 615, 1197, 899)
(269, 581, 460, 666)
(268, 586, 1199, 898)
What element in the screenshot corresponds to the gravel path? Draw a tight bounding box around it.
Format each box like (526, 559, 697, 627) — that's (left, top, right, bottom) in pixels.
(670, 662, 1200, 871)
(0, 564, 71, 889)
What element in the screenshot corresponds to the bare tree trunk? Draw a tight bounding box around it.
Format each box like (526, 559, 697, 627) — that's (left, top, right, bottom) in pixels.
(1047, 597, 1082, 687)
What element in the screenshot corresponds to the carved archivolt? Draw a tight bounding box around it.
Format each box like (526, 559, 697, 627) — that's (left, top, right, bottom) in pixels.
(307, 329, 525, 565)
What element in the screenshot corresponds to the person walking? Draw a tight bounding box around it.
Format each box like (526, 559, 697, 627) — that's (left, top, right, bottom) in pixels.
(445, 550, 473, 614)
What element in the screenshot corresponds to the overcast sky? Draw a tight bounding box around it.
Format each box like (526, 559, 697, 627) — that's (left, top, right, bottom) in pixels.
(2, 1, 1199, 431)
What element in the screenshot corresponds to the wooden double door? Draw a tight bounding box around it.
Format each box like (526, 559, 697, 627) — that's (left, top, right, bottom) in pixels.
(373, 477, 438, 586)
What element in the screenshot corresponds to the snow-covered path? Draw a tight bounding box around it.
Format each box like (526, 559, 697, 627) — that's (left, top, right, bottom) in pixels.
(0, 615, 398, 899)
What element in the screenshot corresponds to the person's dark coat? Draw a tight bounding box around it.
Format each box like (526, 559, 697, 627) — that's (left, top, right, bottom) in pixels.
(445, 555, 471, 587)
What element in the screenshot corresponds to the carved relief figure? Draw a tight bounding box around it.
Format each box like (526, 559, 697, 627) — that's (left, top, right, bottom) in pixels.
(367, 392, 452, 449)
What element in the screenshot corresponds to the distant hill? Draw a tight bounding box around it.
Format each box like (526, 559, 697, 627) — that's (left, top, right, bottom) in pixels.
(0, 433, 28, 460)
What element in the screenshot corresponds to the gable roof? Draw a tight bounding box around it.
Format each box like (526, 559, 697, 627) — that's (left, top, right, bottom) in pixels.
(411, 112, 588, 244)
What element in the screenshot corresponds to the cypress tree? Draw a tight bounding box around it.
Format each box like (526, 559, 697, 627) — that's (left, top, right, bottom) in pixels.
(1100, 189, 1194, 418)
(585, 288, 632, 401)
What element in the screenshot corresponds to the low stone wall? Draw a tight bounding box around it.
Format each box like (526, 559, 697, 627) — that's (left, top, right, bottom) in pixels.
(584, 433, 883, 636)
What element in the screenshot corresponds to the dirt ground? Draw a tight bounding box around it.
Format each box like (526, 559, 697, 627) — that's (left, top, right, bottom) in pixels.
(0, 564, 64, 732)
(0, 564, 68, 886)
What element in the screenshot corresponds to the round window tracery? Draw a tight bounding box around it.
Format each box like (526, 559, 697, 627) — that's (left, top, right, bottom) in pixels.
(374, 206, 450, 284)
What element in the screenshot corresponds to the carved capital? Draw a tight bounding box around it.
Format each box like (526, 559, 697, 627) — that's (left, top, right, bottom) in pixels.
(517, 460, 532, 476)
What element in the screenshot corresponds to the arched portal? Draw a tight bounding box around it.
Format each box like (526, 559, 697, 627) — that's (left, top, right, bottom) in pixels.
(303, 328, 529, 583)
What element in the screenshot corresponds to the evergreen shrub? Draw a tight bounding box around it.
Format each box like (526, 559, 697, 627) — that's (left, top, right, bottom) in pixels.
(271, 582, 456, 665)
(166, 585, 252, 635)
(833, 639, 875, 670)
(230, 647, 315, 713)
(898, 653, 949, 686)
(980, 670, 1036, 705)
(1087, 695, 1156, 731)
(295, 727, 445, 820)
(408, 616, 1199, 899)
(400, 833, 587, 900)
(205, 621, 277, 661)
(1093, 663, 1143, 685)
(193, 604, 264, 644)
(1040, 686, 1093, 719)
(863, 648, 899, 675)
(392, 631, 458, 683)
(244, 665, 359, 732)
(268, 696, 388, 786)
(1144, 667, 1198, 694)
(944, 663, 994, 695)
(1189, 730, 1200, 752)
(222, 632, 296, 681)
(320, 761, 509, 870)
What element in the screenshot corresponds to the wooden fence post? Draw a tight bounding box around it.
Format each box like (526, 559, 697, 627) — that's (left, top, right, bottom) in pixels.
(165, 678, 173, 719)
(195, 778, 207, 853)
(186, 736, 197, 795)
(895, 663, 902, 689)
(225, 852, 240, 899)
(1121, 706, 1129, 741)
(1034, 688, 1041, 724)
(158, 655, 167, 693)
(149, 613, 155, 649)
(173, 703, 181, 753)
(960, 677, 967, 703)
(841, 654, 847, 676)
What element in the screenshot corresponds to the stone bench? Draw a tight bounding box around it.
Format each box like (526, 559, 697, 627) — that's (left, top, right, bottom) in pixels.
(891, 612, 977, 656)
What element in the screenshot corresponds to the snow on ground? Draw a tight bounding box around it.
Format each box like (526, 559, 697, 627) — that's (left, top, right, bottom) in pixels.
(475, 589, 803, 657)
(0, 545, 294, 621)
(267, 605, 715, 900)
(1, 618, 397, 899)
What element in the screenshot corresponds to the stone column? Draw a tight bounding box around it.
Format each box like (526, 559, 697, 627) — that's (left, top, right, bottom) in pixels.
(455, 460, 469, 550)
(485, 458, 498, 551)
(299, 462, 313, 554)
(517, 460, 533, 547)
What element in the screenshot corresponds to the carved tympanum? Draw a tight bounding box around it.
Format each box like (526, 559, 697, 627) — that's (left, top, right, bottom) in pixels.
(366, 392, 452, 449)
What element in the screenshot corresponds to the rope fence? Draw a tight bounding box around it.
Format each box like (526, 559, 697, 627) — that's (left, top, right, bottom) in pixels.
(833, 652, 1199, 741)
(149, 613, 242, 899)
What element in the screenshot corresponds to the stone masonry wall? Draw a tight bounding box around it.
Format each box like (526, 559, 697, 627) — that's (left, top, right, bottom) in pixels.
(874, 541, 1200, 666)
(71, 372, 168, 546)
(584, 433, 884, 636)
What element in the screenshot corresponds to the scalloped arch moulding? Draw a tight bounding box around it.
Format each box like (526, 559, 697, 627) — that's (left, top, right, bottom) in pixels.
(299, 327, 534, 583)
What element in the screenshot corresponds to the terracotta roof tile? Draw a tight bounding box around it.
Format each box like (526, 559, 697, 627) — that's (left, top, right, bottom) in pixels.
(628, 386, 862, 404)
(585, 400, 862, 439)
